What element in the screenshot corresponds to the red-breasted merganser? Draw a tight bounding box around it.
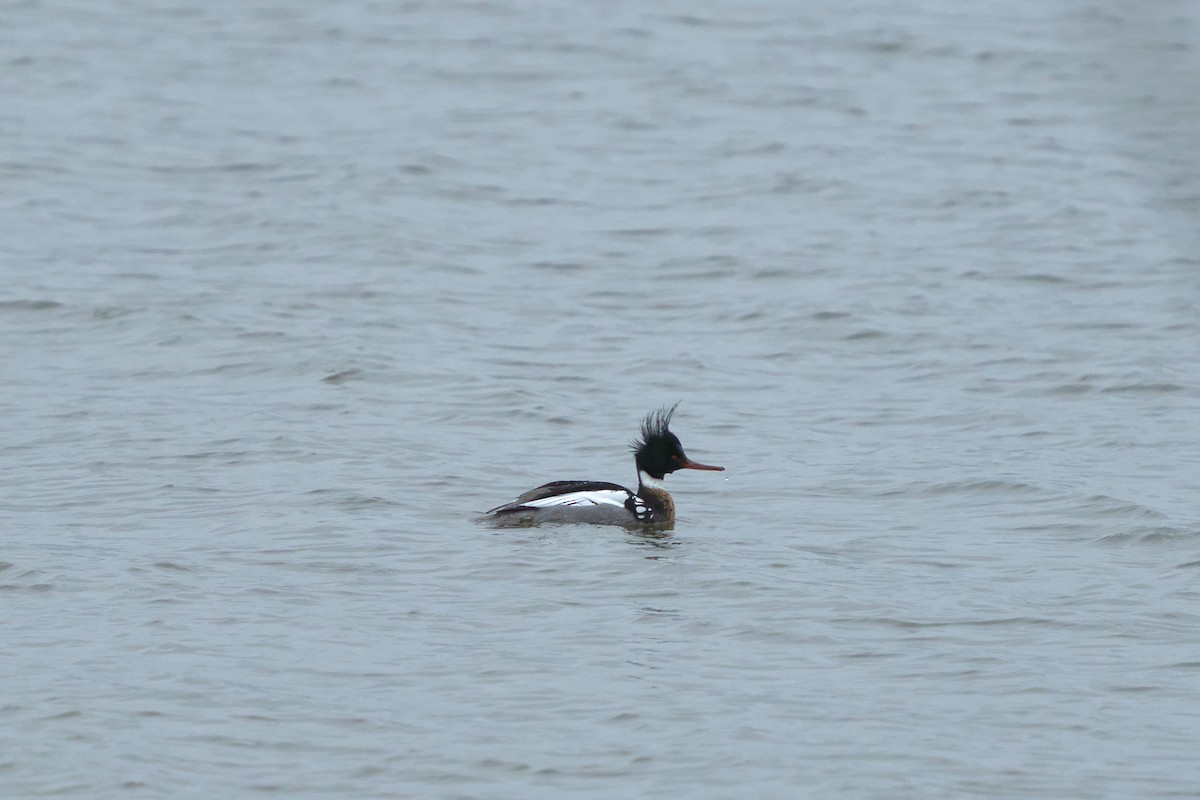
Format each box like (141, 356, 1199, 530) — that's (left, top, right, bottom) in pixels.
(486, 404, 723, 525)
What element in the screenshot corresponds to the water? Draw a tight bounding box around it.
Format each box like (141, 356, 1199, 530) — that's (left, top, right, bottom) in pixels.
(4, 0, 1200, 797)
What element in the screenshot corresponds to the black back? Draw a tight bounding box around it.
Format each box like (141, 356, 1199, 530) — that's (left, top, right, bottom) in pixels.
(514, 480, 630, 503)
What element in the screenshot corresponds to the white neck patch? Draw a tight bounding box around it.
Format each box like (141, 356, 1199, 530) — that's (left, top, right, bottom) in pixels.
(638, 470, 666, 490)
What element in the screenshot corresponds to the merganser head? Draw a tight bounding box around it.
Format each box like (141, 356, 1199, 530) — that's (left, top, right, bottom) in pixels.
(630, 403, 725, 481)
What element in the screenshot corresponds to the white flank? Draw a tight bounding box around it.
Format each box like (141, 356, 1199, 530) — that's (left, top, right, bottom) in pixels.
(522, 490, 631, 509)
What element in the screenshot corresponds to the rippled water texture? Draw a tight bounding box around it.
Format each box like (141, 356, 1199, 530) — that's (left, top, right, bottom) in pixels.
(4, 1, 1200, 797)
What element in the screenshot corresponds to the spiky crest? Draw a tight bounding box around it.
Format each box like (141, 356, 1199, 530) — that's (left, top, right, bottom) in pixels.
(630, 402, 680, 453)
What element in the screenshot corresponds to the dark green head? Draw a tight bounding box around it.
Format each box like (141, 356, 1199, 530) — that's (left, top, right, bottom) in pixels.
(630, 403, 724, 480)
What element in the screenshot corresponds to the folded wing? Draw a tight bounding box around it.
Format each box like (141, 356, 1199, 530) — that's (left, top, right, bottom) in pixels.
(488, 480, 642, 516)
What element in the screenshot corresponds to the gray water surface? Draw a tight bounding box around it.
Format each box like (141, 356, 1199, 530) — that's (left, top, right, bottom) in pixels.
(4, 1, 1200, 798)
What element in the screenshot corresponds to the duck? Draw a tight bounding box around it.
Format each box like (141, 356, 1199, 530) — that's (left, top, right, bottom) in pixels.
(486, 403, 723, 525)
